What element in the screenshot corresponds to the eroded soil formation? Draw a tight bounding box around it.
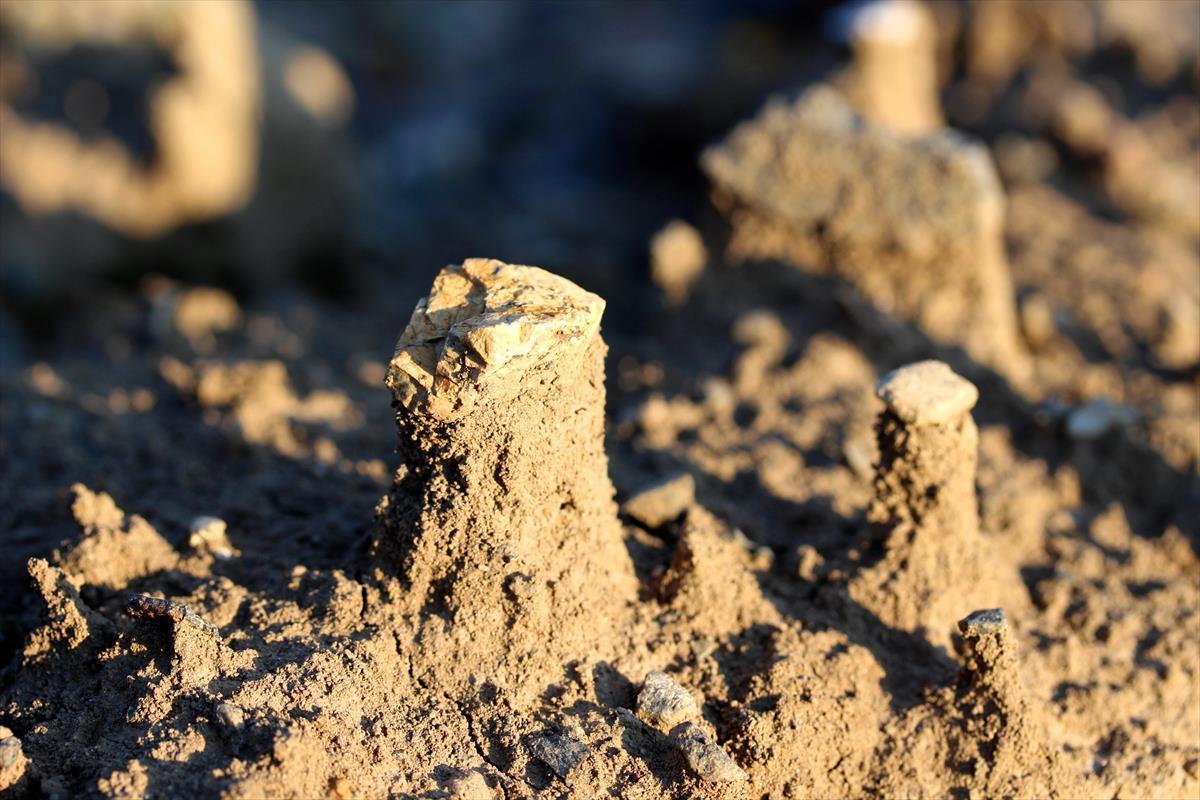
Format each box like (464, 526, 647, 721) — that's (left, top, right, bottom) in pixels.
(1, 2, 1198, 799)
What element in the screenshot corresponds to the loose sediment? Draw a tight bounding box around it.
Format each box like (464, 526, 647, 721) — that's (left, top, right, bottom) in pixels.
(377, 258, 637, 697)
(849, 361, 1017, 646)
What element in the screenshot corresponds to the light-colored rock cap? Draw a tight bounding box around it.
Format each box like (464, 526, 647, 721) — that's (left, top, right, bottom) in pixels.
(387, 258, 605, 419)
(876, 360, 979, 425)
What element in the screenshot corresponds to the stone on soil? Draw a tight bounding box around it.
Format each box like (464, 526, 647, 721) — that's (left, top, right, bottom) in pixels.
(876, 360, 979, 425)
(621, 474, 695, 529)
(637, 671, 699, 730)
(387, 258, 605, 420)
(669, 722, 748, 783)
(528, 732, 589, 780)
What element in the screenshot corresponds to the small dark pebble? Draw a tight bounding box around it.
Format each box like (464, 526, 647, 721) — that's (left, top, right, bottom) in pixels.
(528, 732, 589, 780)
(958, 608, 1007, 636)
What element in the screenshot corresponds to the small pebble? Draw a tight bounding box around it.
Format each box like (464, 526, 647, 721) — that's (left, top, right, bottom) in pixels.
(842, 440, 874, 481)
(669, 722, 748, 783)
(188, 516, 237, 559)
(876, 360, 978, 425)
(621, 474, 695, 529)
(0, 739, 21, 769)
(637, 671, 698, 730)
(1065, 398, 1136, 440)
(690, 637, 717, 661)
(958, 608, 1007, 637)
(215, 703, 245, 731)
(0, 732, 28, 792)
(528, 732, 589, 780)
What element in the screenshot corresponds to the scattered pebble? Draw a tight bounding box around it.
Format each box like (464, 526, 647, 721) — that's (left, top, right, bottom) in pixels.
(621, 474, 695, 529)
(732, 309, 790, 356)
(215, 703, 245, 731)
(958, 608, 1007, 637)
(173, 287, 241, 348)
(284, 43, 355, 126)
(690, 637, 717, 661)
(700, 377, 735, 416)
(650, 220, 707, 306)
(994, 133, 1058, 184)
(528, 732, 589, 780)
(637, 671, 699, 730)
(1066, 398, 1137, 440)
(876, 360, 979, 425)
(188, 516, 238, 559)
(669, 722, 748, 783)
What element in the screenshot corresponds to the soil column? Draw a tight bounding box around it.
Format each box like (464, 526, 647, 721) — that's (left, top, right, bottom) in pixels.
(850, 360, 998, 645)
(844, 0, 944, 134)
(381, 258, 635, 693)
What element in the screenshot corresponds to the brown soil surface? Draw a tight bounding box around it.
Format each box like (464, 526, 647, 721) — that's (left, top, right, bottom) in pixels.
(1, 3, 1198, 800)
